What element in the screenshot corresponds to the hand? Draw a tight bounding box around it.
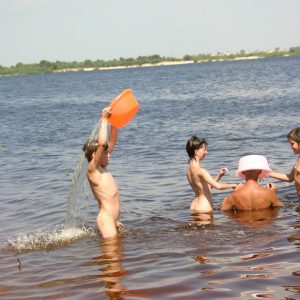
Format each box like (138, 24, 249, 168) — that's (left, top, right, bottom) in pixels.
(231, 184, 238, 189)
(116, 221, 124, 232)
(219, 168, 229, 177)
(101, 106, 112, 119)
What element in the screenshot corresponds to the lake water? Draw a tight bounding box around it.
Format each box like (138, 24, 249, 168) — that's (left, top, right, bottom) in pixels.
(1, 56, 300, 300)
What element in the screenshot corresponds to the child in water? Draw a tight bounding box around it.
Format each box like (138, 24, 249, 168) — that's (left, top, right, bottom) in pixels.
(82, 106, 123, 239)
(269, 127, 300, 198)
(186, 136, 237, 220)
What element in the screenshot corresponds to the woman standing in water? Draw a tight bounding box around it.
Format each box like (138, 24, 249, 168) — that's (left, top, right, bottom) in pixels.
(186, 136, 236, 221)
(270, 127, 300, 198)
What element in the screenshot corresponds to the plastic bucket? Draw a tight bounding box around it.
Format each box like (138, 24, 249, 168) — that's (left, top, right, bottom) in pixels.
(108, 89, 140, 128)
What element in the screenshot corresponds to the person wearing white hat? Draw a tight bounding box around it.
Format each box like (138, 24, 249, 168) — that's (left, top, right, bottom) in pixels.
(221, 155, 284, 211)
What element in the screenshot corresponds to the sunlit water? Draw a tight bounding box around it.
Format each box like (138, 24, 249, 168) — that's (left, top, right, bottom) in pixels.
(1, 56, 300, 299)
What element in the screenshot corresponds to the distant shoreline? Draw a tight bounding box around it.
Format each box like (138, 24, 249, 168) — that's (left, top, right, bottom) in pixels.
(0, 51, 297, 77)
(53, 55, 263, 73)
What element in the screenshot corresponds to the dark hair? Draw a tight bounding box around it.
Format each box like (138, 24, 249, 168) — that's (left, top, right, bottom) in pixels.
(287, 127, 300, 144)
(186, 136, 207, 160)
(82, 138, 99, 162)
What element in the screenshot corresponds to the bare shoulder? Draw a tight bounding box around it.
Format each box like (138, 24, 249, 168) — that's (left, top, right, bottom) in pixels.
(197, 166, 209, 176)
(189, 162, 202, 174)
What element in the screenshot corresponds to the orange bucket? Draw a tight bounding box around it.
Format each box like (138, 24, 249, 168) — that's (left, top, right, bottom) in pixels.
(108, 89, 140, 128)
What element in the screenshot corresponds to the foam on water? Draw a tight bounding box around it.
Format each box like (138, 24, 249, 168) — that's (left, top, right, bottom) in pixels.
(7, 225, 96, 253)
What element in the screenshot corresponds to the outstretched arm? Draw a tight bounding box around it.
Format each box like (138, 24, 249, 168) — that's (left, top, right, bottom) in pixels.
(270, 167, 295, 183)
(201, 168, 237, 190)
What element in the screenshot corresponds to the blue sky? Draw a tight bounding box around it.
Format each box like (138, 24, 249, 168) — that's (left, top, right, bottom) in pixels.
(1, 0, 300, 67)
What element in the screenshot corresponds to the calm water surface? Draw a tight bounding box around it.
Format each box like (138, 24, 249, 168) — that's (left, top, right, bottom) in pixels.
(1, 57, 300, 299)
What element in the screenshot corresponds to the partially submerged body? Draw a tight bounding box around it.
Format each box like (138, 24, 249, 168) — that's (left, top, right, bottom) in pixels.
(187, 161, 231, 214)
(83, 107, 123, 239)
(221, 156, 284, 212)
(221, 179, 283, 211)
(186, 136, 236, 220)
(87, 164, 121, 238)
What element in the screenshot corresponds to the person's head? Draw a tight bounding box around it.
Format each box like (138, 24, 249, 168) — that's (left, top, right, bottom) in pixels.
(186, 136, 207, 161)
(236, 155, 272, 180)
(287, 127, 300, 154)
(82, 138, 109, 163)
(82, 138, 98, 162)
(242, 170, 262, 181)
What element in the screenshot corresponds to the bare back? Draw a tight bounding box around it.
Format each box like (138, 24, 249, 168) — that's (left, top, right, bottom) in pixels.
(221, 180, 283, 211)
(87, 165, 120, 221)
(186, 162, 213, 213)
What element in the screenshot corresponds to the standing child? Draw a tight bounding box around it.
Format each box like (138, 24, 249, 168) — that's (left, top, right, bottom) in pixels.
(82, 106, 123, 239)
(186, 136, 236, 220)
(269, 127, 300, 198)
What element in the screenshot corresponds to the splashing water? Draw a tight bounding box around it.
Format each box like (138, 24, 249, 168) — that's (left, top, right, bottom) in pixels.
(64, 121, 100, 228)
(7, 122, 101, 253)
(8, 225, 96, 253)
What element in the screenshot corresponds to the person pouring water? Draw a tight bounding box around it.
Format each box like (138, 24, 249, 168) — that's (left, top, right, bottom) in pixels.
(82, 90, 139, 239)
(82, 106, 123, 239)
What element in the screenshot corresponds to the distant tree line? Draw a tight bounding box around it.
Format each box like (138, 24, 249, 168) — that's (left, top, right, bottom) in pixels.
(1, 47, 300, 76)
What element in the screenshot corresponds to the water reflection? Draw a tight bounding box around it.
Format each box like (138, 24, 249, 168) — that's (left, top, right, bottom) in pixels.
(222, 208, 280, 228)
(287, 205, 300, 245)
(95, 237, 127, 300)
(189, 212, 213, 226)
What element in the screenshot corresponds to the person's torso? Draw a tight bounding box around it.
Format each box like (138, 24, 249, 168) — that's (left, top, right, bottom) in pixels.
(187, 164, 212, 209)
(88, 165, 120, 218)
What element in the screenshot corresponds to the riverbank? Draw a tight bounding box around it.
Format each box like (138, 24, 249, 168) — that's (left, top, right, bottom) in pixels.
(0, 51, 296, 77)
(54, 55, 263, 73)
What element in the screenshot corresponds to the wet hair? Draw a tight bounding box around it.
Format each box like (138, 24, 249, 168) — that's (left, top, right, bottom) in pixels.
(82, 138, 99, 162)
(287, 127, 300, 144)
(82, 138, 109, 162)
(186, 136, 207, 160)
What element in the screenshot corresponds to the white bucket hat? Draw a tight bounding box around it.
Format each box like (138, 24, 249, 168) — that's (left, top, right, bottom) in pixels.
(236, 155, 272, 179)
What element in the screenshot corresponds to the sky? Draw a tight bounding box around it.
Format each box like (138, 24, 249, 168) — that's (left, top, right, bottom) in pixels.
(1, 0, 300, 67)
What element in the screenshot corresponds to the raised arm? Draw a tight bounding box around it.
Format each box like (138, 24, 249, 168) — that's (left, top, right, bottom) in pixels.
(91, 107, 111, 167)
(98, 107, 111, 146)
(108, 125, 118, 154)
